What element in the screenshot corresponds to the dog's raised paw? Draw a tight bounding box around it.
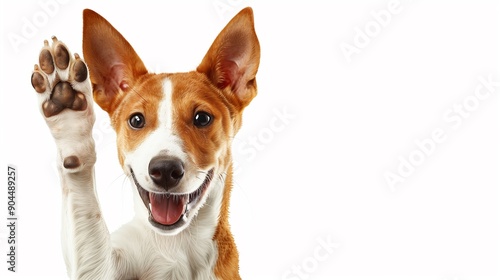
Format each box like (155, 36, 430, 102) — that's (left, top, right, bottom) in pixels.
(31, 37, 91, 118)
(31, 37, 96, 171)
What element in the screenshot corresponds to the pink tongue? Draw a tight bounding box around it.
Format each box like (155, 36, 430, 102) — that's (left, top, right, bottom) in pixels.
(149, 193, 186, 226)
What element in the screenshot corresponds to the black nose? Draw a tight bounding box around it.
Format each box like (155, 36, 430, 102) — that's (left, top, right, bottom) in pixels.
(148, 156, 184, 190)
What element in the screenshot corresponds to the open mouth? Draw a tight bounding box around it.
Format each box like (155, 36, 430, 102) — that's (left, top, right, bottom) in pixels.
(131, 169, 214, 231)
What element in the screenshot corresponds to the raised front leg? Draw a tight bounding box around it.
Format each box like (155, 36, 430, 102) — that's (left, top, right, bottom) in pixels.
(30, 37, 115, 279)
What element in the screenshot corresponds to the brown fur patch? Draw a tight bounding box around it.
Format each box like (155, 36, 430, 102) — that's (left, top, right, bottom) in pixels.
(170, 72, 235, 168)
(213, 166, 241, 279)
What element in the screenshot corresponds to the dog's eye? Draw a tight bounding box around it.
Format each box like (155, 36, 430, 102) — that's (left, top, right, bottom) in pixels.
(129, 113, 145, 129)
(193, 111, 212, 127)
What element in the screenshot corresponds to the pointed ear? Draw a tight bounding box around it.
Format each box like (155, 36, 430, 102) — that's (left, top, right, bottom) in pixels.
(82, 9, 148, 113)
(197, 7, 260, 109)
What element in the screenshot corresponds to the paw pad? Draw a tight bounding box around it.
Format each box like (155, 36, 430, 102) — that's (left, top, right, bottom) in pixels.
(39, 48, 55, 74)
(42, 82, 87, 117)
(31, 37, 89, 118)
(31, 71, 47, 93)
(73, 57, 88, 83)
(63, 155, 81, 169)
(54, 43, 70, 69)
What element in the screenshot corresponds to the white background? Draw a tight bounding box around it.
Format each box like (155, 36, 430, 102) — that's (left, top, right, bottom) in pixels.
(0, 0, 499, 279)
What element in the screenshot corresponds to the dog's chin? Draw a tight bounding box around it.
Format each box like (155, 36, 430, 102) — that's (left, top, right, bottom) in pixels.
(130, 169, 214, 236)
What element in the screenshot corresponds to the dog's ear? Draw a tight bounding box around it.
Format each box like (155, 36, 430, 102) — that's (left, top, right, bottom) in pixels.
(82, 9, 148, 113)
(197, 7, 260, 110)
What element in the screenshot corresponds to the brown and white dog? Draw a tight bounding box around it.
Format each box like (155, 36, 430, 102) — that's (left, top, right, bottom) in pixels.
(30, 7, 260, 279)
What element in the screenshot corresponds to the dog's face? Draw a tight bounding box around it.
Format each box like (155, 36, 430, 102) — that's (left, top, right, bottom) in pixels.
(82, 9, 260, 235)
(112, 73, 232, 235)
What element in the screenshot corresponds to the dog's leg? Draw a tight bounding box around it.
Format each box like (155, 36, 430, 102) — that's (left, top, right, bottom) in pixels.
(31, 37, 114, 279)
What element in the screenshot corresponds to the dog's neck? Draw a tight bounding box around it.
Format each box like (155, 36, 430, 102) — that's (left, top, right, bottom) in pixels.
(212, 165, 240, 277)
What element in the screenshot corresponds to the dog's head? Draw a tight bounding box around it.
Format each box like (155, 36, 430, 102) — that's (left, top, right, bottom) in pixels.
(82, 8, 260, 235)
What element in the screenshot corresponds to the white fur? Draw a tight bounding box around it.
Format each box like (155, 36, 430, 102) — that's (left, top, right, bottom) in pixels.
(36, 42, 223, 279)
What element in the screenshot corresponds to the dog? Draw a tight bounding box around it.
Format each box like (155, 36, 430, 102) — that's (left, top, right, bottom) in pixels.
(30, 7, 260, 280)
